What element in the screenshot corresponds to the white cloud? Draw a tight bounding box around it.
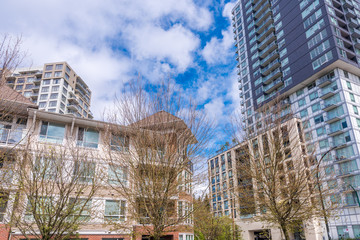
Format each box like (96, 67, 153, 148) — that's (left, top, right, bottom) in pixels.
(201, 1, 236, 65)
(1, 0, 213, 118)
(126, 24, 200, 72)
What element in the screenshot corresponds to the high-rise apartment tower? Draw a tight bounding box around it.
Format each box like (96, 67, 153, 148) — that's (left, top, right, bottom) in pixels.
(5, 62, 92, 118)
(231, 0, 360, 238)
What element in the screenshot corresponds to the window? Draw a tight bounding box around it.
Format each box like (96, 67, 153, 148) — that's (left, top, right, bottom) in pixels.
(25, 84, 33, 89)
(347, 81, 352, 90)
(34, 157, 56, 179)
(298, 98, 306, 107)
(312, 103, 321, 112)
(312, 51, 333, 70)
(50, 93, 58, 99)
(15, 85, 23, 90)
(319, 139, 329, 149)
(77, 128, 99, 148)
(108, 165, 128, 185)
(66, 66, 71, 73)
(350, 93, 355, 102)
(302, 0, 320, 19)
(111, 134, 129, 151)
(39, 121, 65, 143)
(308, 29, 327, 48)
(353, 105, 359, 115)
(55, 64, 63, 70)
(104, 200, 126, 221)
(51, 86, 59, 92)
(54, 71, 62, 77)
(41, 87, 49, 93)
(296, 89, 304, 96)
(310, 40, 330, 60)
(44, 72, 52, 78)
(309, 91, 318, 101)
(314, 115, 324, 124)
(38, 102, 46, 108)
(69, 198, 92, 221)
(357, 118, 360, 127)
(306, 19, 325, 39)
(17, 78, 25, 83)
(65, 73, 70, 80)
(73, 161, 95, 183)
(300, 109, 308, 118)
(48, 101, 57, 107)
(0, 192, 9, 222)
(304, 9, 322, 29)
(316, 126, 326, 137)
(337, 226, 350, 239)
(53, 79, 60, 84)
(45, 65, 53, 71)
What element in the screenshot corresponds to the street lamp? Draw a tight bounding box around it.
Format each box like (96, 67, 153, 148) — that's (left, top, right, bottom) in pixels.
(347, 184, 360, 207)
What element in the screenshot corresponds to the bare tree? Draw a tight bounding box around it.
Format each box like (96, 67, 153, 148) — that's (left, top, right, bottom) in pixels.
(7, 140, 102, 240)
(232, 98, 337, 240)
(104, 79, 213, 240)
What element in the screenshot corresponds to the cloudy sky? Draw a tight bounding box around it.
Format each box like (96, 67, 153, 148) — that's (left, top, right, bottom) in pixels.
(2, 0, 239, 150)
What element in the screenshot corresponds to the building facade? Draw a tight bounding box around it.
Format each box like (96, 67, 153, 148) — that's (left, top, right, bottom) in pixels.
(231, 0, 360, 239)
(0, 87, 193, 240)
(5, 61, 92, 118)
(207, 118, 323, 240)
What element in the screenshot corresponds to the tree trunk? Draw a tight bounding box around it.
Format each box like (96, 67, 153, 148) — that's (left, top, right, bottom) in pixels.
(280, 223, 290, 240)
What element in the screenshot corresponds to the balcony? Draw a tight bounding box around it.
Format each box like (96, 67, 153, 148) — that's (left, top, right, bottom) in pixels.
(67, 104, 79, 112)
(262, 68, 282, 84)
(260, 50, 279, 67)
(0, 128, 25, 146)
(258, 33, 276, 50)
(261, 59, 281, 76)
(320, 87, 337, 99)
(256, 18, 273, 35)
(345, 8, 356, 18)
(240, 99, 244, 106)
(263, 78, 283, 93)
(328, 127, 345, 136)
(30, 93, 38, 99)
(348, 17, 359, 28)
(255, 8, 271, 26)
(31, 86, 40, 92)
(253, 0, 267, 11)
(335, 155, 352, 163)
(326, 114, 342, 124)
(33, 78, 41, 85)
(350, 28, 360, 38)
(259, 41, 277, 59)
(322, 102, 339, 111)
(317, 74, 335, 88)
(342, 0, 354, 9)
(354, 38, 360, 48)
(254, 1, 270, 19)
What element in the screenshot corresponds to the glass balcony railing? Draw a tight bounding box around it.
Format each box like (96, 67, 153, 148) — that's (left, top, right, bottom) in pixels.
(260, 50, 279, 66)
(261, 59, 280, 75)
(0, 128, 25, 145)
(262, 68, 282, 84)
(258, 33, 275, 50)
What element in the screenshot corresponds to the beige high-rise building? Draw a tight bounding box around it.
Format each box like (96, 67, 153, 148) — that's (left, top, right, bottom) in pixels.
(5, 61, 92, 118)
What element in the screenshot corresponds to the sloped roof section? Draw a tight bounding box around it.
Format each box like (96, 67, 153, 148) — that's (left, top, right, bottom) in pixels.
(0, 84, 37, 115)
(0, 84, 36, 106)
(132, 110, 186, 129)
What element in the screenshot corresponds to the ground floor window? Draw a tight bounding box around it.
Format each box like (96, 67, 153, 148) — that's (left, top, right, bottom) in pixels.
(336, 226, 350, 239)
(179, 234, 193, 240)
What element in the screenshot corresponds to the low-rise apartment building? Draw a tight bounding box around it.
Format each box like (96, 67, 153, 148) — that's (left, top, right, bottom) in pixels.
(0, 86, 193, 240)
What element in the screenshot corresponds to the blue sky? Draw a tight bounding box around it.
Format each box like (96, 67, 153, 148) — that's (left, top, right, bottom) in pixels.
(2, 0, 239, 151)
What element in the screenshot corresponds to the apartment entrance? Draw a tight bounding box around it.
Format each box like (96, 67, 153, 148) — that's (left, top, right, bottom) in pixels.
(254, 230, 271, 240)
